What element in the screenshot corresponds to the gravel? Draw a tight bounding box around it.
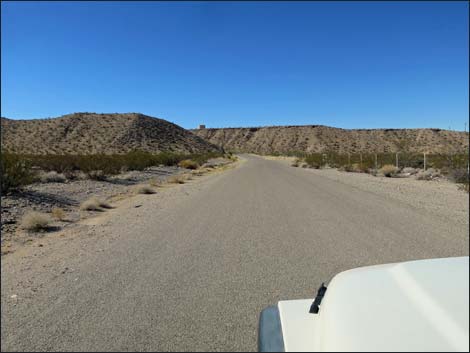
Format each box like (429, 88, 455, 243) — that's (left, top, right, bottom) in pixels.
(1, 166, 183, 246)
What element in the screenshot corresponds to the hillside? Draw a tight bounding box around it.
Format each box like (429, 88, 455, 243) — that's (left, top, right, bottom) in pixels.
(192, 125, 469, 154)
(1, 113, 221, 155)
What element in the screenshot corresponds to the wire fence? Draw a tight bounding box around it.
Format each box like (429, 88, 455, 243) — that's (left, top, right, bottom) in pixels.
(284, 151, 469, 171)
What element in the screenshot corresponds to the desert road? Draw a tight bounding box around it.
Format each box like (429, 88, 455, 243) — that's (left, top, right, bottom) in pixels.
(1, 155, 468, 351)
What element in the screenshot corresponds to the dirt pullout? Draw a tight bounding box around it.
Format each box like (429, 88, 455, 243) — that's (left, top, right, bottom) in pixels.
(291, 163, 469, 226)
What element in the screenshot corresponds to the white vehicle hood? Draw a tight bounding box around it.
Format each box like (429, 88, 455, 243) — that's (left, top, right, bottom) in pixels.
(278, 256, 469, 352)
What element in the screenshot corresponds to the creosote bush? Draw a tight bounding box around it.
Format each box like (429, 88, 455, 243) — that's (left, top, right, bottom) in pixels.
(27, 151, 223, 180)
(1, 153, 35, 193)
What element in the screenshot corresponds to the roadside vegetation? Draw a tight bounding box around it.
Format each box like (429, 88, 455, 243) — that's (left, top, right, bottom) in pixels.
(288, 151, 469, 192)
(1, 150, 224, 193)
(20, 211, 52, 232)
(80, 197, 111, 211)
(1, 153, 35, 193)
(1, 150, 236, 240)
(135, 185, 156, 194)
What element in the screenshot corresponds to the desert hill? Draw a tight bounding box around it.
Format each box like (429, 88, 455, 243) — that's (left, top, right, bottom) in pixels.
(1, 113, 221, 155)
(192, 125, 469, 154)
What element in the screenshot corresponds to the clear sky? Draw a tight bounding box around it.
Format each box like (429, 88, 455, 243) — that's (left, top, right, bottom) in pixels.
(1, 1, 468, 130)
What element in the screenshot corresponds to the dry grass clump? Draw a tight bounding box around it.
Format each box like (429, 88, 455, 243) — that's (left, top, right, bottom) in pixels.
(51, 207, 66, 221)
(178, 159, 199, 170)
(291, 159, 300, 167)
(191, 170, 203, 176)
(135, 185, 156, 194)
(80, 197, 107, 211)
(168, 175, 186, 184)
(40, 171, 66, 183)
(20, 211, 51, 231)
(379, 164, 399, 177)
(340, 163, 368, 173)
(97, 199, 112, 209)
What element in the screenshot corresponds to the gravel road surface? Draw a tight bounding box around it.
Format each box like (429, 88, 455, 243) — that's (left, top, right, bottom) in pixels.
(1, 155, 468, 351)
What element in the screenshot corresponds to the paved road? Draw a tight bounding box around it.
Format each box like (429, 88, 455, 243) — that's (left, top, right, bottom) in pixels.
(2, 155, 468, 351)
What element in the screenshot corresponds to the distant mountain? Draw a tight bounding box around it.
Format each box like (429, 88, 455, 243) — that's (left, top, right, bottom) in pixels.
(1, 113, 221, 155)
(191, 125, 469, 154)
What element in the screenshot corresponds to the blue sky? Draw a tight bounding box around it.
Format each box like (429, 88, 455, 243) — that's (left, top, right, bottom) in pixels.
(1, 1, 468, 130)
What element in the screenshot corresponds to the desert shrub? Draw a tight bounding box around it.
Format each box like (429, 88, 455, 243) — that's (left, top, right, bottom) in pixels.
(80, 197, 102, 211)
(379, 164, 399, 177)
(339, 163, 367, 173)
(40, 171, 66, 183)
(168, 175, 185, 184)
(153, 152, 184, 166)
(121, 150, 155, 171)
(305, 154, 324, 169)
(149, 178, 162, 187)
(178, 159, 199, 170)
(449, 168, 469, 184)
(135, 185, 155, 194)
(351, 163, 368, 173)
(398, 153, 424, 169)
(51, 207, 66, 221)
(19, 152, 224, 182)
(77, 155, 121, 180)
(184, 152, 222, 166)
(1, 153, 35, 193)
(20, 211, 51, 231)
(291, 159, 300, 167)
(85, 170, 107, 181)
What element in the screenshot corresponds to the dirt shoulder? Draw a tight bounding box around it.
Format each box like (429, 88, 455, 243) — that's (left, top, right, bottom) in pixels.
(1, 159, 236, 255)
(296, 166, 469, 226)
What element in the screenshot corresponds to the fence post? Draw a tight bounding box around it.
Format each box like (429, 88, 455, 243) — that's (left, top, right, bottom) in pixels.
(396, 152, 399, 168)
(348, 152, 351, 166)
(423, 152, 426, 171)
(375, 153, 378, 169)
(360, 153, 363, 168)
